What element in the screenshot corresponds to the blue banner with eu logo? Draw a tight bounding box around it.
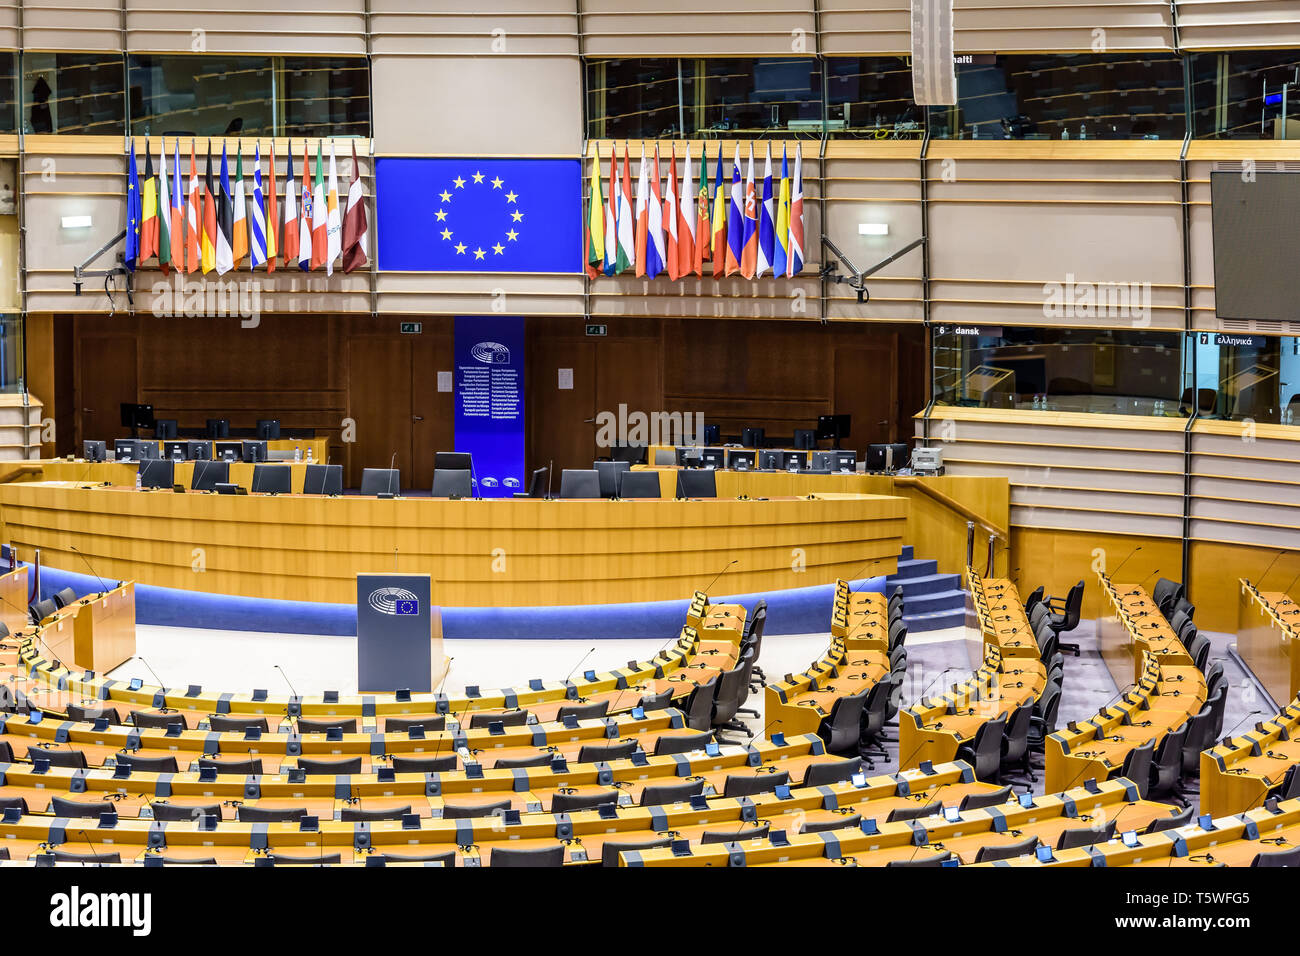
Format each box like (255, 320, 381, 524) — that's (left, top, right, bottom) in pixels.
(455, 315, 526, 498)
(375, 158, 583, 273)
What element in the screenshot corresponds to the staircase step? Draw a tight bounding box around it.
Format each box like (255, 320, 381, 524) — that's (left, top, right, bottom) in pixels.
(903, 607, 967, 632)
(890, 557, 938, 579)
(898, 588, 967, 616)
(899, 544, 913, 562)
(884, 571, 959, 597)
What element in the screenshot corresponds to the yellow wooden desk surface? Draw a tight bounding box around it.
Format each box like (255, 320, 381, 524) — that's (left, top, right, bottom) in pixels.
(0, 480, 907, 607)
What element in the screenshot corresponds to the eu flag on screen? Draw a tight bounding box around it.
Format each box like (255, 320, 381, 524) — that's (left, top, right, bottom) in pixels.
(376, 157, 583, 273)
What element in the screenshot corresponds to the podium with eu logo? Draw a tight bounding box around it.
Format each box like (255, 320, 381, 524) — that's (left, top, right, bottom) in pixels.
(356, 573, 448, 693)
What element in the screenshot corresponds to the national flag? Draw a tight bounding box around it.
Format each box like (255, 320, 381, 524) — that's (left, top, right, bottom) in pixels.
(645, 146, 666, 280)
(231, 147, 247, 269)
(170, 141, 184, 273)
(156, 140, 171, 275)
(185, 141, 200, 274)
(266, 145, 278, 272)
(215, 143, 234, 275)
(584, 145, 605, 279)
(342, 142, 369, 274)
(695, 144, 710, 277)
(139, 140, 158, 263)
(298, 141, 313, 271)
(787, 143, 804, 278)
(615, 144, 634, 274)
(757, 144, 775, 278)
(326, 141, 342, 275)
(250, 144, 267, 269)
(200, 141, 216, 274)
(124, 140, 140, 272)
(282, 144, 299, 269)
(773, 147, 791, 280)
(663, 147, 679, 281)
(678, 145, 695, 279)
(711, 146, 727, 278)
(740, 145, 759, 279)
(311, 142, 327, 271)
(602, 146, 617, 275)
(725, 144, 743, 276)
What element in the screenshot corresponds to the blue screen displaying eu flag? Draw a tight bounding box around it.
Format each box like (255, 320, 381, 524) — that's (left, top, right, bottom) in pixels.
(376, 158, 583, 273)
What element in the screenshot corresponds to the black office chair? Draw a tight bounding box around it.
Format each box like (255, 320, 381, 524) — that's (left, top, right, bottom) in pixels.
(1270, 764, 1300, 802)
(636, 689, 673, 711)
(390, 754, 458, 773)
(576, 739, 639, 764)
(639, 779, 705, 806)
(858, 681, 893, 767)
(701, 820, 771, 844)
(207, 714, 270, 734)
(1120, 739, 1157, 800)
(803, 756, 863, 788)
(1152, 578, 1184, 618)
(296, 716, 357, 734)
(360, 468, 401, 496)
(191, 459, 229, 492)
(617, 471, 661, 499)
(340, 805, 411, 822)
(887, 618, 908, 653)
(675, 469, 716, 499)
(49, 796, 113, 819)
(1028, 682, 1062, 759)
(431, 468, 472, 497)
(442, 799, 511, 820)
(1250, 846, 1300, 867)
(1143, 805, 1195, 833)
(1205, 685, 1228, 739)
(1000, 703, 1034, 783)
(198, 757, 264, 776)
(817, 689, 869, 755)
(51, 586, 78, 609)
(67, 703, 118, 724)
(1179, 387, 1217, 416)
(139, 458, 175, 489)
(28, 598, 59, 624)
(1056, 818, 1116, 850)
(130, 710, 189, 731)
(885, 852, 953, 867)
(251, 464, 292, 494)
(1204, 662, 1226, 702)
(118, 754, 180, 774)
(722, 769, 789, 798)
(594, 460, 631, 498)
(30, 748, 87, 769)
(550, 789, 620, 814)
(974, 835, 1040, 863)
(1023, 585, 1044, 616)
(149, 801, 223, 822)
(467, 709, 529, 729)
(708, 663, 751, 738)
(153, 419, 178, 440)
(489, 845, 565, 867)
(653, 729, 714, 756)
(492, 752, 553, 770)
(955, 715, 1007, 783)
(297, 756, 363, 775)
(559, 469, 601, 499)
(601, 837, 673, 867)
(1043, 580, 1083, 655)
(681, 677, 719, 732)
(959, 785, 1013, 812)
(556, 700, 609, 722)
(1147, 722, 1189, 806)
(302, 464, 343, 496)
(1179, 703, 1215, 777)
(383, 714, 446, 733)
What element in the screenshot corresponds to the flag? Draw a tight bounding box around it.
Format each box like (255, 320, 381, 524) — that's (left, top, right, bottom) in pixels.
(757, 144, 775, 278)
(773, 147, 791, 280)
(616, 144, 634, 274)
(342, 142, 369, 274)
(250, 144, 267, 269)
(185, 141, 199, 274)
(170, 141, 184, 274)
(215, 143, 234, 275)
(634, 146, 648, 278)
(787, 143, 804, 278)
(231, 147, 247, 269)
(663, 147, 679, 281)
(298, 141, 313, 271)
(311, 142, 327, 271)
(200, 141, 216, 274)
(603, 145, 617, 276)
(740, 145, 758, 279)
(326, 141, 342, 275)
(266, 145, 278, 272)
(156, 140, 171, 275)
(139, 139, 158, 263)
(124, 141, 140, 272)
(282, 144, 299, 269)
(646, 146, 666, 279)
(725, 145, 743, 276)
(711, 146, 727, 278)
(585, 145, 605, 279)
(678, 145, 695, 279)
(695, 144, 710, 277)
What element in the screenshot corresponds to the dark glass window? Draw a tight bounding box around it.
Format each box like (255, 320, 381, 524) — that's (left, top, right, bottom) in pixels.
(826, 57, 923, 139)
(929, 54, 1185, 140)
(933, 326, 1186, 416)
(280, 57, 370, 138)
(0, 53, 17, 133)
(0, 315, 22, 393)
(685, 58, 822, 138)
(1190, 332, 1300, 424)
(24, 52, 125, 135)
(1190, 51, 1300, 139)
(129, 55, 370, 138)
(586, 58, 683, 139)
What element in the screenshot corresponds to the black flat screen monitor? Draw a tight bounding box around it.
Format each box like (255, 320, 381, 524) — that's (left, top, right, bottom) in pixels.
(816, 415, 851, 443)
(256, 420, 281, 440)
(699, 448, 725, 469)
(741, 427, 765, 449)
(153, 419, 178, 440)
(121, 403, 155, 431)
(214, 441, 242, 461)
(702, 424, 721, 445)
(727, 450, 756, 471)
(866, 443, 909, 472)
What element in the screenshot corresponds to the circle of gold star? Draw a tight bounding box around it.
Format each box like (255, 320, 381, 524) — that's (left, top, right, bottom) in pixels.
(436, 169, 523, 263)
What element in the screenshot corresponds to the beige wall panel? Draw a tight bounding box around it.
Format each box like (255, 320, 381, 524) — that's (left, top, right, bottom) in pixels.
(1011, 504, 1183, 537)
(943, 439, 1179, 470)
(376, 272, 585, 316)
(581, 0, 816, 57)
(1176, 0, 1300, 49)
(126, 0, 366, 54)
(949, 461, 1185, 494)
(24, 0, 121, 51)
(935, 417, 1186, 451)
(1190, 516, 1300, 550)
(371, 55, 581, 155)
(1014, 484, 1183, 516)
(1192, 475, 1300, 507)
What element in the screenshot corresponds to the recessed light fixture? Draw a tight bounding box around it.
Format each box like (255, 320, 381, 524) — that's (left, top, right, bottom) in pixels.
(61, 215, 93, 229)
(858, 222, 889, 236)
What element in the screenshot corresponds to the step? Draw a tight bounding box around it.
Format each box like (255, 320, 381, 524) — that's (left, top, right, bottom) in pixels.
(884, 571, 959, 598)
(898, 588, 967, 616)
(903, 606, 967, 633)
(890, 557, 938, 579)
(899, 544, 913, 562)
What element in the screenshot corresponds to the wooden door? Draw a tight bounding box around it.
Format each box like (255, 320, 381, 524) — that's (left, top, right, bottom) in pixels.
(834, 343, 897, 452)
(346, 338, 412, 490)
(527, 337, 596, 476)
(410, 327, 456, 492)
(76, 335, 137, 445)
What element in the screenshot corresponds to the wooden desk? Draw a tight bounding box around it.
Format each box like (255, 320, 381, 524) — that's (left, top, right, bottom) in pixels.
(0, 564, 27, 634)
(0, 480, 906, 606)
(1238, 581, 1300, 705)
(25, 582, 135, 673)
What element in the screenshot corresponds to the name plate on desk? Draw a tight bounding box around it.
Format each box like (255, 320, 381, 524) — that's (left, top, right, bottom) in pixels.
(357, 573, 437, 694)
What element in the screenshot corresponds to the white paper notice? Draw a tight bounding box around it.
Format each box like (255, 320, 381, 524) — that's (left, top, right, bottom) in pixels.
(558, 368, 574, 390)
(437, 371, 453, 393)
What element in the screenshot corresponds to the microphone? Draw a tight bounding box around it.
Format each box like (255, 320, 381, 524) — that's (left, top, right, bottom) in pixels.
(920, 666, 965, 701)
(846, 558, 888, 594)
(1257, 550, 1287, 588)
(1219, 709, 1266, 747)
(77, 829, 104, 867)
(699, 560, 738, 598)
(1109, 546, 1142, 582)
(134, 655, 169, 695)
(564, 647, 598, 687)
(1281, 568, 1300, 599)
(68, 545, 111, 598)
(545, 459, 554, 500)
(749, 716, 783, 741)
(387, 452, 398, 497)
(1134, 568, 1161, 594)
(468, 454, 482, 500)
(986, 544, 1011, 577)
(274, 665, 299, 700)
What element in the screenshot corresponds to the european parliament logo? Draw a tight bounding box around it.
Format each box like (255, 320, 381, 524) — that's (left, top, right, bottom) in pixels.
(375, 158, 582, 273)
(368, 587, 420, 616)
